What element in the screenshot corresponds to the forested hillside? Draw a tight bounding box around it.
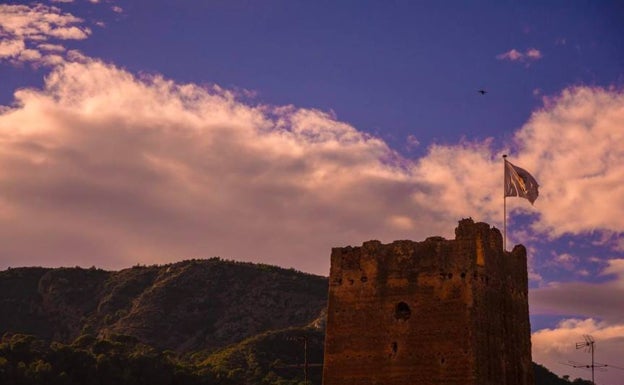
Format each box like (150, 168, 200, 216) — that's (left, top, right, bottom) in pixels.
(0, 259, 327, 352)
(0, 260, 590, 385)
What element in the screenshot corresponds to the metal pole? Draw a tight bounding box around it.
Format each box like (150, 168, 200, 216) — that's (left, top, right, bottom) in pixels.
(503, 154, 507, 250)
(303, 336, 308, 385)
(591, 340, 595, 385)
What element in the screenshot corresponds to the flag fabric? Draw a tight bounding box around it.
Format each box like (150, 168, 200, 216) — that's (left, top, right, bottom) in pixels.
(504, 160, 539, 204)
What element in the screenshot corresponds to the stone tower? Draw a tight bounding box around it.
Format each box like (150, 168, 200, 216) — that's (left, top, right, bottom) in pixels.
(322, 219, 533, 385)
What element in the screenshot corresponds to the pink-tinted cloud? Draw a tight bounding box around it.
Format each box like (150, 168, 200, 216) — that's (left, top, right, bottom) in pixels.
(0, 58, 623, 275)
(37, 43, 66, 53)
(0, 4, 90, 66)
(516, 87, 624, 237)
(530, 259, 624, 384)
(549, 252, 579, 271)
(530, 259, 624, 323)
(497, 48, 543, 63)
(526, 48, 542, 59)
(497, 48, 524, 61)
(0, 59, 448, 274)
(0, 39, 25, 59)
(532, 318, 624, 384)
(405, 134, 420, 152)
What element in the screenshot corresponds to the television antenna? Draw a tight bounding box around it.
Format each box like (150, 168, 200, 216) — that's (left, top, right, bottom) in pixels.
(559, 335, 624, 385)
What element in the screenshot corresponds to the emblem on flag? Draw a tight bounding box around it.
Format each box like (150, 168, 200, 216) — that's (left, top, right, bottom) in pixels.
(504, 160, 539, 204)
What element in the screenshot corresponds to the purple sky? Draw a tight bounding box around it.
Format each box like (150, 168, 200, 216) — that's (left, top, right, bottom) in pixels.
(1, 1, 623, 382)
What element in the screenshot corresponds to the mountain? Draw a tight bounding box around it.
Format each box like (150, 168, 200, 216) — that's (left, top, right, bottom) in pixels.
(0, 259, 327, 353)
(0, 259, 590, 385)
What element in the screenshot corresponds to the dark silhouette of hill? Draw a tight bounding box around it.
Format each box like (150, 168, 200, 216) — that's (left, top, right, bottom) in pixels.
(0, 259, 327, 352)
(0, 259, 590, 385)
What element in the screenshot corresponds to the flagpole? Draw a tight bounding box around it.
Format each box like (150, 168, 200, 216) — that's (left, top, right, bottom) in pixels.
(503, 154, 507, 251)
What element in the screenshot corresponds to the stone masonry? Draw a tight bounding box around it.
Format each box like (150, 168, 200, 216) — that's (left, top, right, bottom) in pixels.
(322, 218, 533, 385)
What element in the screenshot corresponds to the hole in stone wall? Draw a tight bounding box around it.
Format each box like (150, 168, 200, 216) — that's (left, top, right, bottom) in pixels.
(391, 341, 398, 354)
(447, 273, 453, 279)
(460, 272, 466, 279)
(440, 356, 446, 364)
(360, 276, 368, 283)
(394, 301, 411, 320)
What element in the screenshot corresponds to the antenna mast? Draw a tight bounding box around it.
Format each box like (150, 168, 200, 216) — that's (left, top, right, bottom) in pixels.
(565, 335, 608, 385)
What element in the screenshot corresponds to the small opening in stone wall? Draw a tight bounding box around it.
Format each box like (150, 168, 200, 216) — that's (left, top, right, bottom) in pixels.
(391, 341, 398, 354)
(447, 273, 453, 279)
(394, 301, 411, 320)
(440, 356, 446, 364)
(360, 276, 368, 283)
(460, 272, 466, 279)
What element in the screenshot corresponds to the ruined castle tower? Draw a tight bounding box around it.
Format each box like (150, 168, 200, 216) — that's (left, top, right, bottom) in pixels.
(322, 219, 533, 385)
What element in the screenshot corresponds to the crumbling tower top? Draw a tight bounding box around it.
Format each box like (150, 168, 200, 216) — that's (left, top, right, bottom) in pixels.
(322, 218, 533, 385)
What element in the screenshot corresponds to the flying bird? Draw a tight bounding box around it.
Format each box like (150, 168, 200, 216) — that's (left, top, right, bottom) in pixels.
(477, 89, 487, 95)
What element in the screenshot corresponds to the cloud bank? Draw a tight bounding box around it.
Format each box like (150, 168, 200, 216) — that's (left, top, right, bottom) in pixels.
(0, 58, 448, 273)
(1, 57, 623, 276)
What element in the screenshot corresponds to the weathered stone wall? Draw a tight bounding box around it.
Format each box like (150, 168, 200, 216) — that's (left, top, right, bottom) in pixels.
(322, 218, 533, 385)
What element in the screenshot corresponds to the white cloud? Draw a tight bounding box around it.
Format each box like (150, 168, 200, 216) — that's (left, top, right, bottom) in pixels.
(517, 87, 624, 237)
(526, 48, 542, 59)
(591, 231, 624, 252)
(530, 259, 624, 323)
(0, 58, 623, 276)
(0, 39, 25, 59)
(18, 48, 42, 62)
(0, 4, 90, 66)
(0, 59, 449, 273)
(37, 43, 66, 52)
(497, 48, 523, 61)
(40, 54, 65, 66)
(405, 134, 420, 152)
(550, 252, 578, 271)
(531, 260, 624, 384)
(497, 48, 543, 63)
(532, 319, 624, 385)
(111, 6, 123, 14)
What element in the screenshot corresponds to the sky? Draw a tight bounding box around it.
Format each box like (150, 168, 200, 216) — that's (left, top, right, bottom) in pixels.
(1, 1, 623, 383)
